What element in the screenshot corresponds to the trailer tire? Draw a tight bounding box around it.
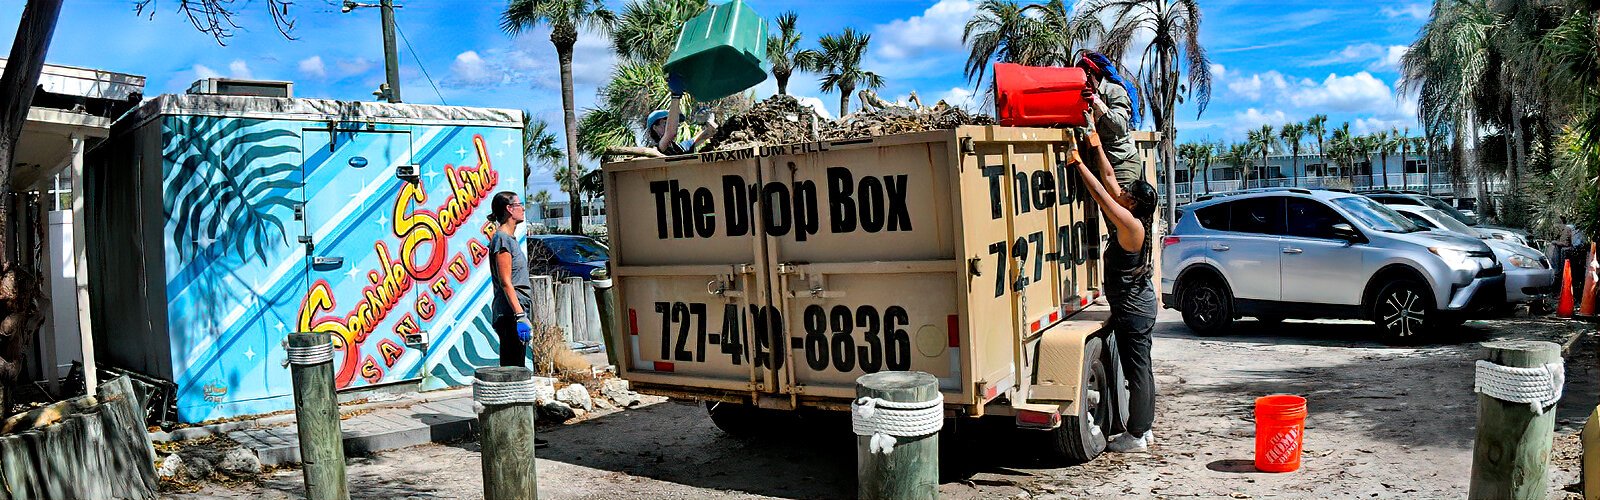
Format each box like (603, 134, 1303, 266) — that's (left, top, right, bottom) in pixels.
(705, 402, 763, 437)
(1051, 337, 1110, 463)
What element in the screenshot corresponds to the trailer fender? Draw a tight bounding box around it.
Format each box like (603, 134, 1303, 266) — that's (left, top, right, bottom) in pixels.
(1028, 319, 1106, 415)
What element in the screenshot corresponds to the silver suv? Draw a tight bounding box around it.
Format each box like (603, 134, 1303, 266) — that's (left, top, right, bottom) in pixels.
(1161, 188, 1505, 343)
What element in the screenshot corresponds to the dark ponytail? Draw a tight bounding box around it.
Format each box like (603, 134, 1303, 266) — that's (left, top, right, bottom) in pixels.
(490, 191, 519, 223)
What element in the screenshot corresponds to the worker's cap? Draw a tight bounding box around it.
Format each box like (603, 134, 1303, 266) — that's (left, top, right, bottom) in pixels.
(647, 110, 670, 128)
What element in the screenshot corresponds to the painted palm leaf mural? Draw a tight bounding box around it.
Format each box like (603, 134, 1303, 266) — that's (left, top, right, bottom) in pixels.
(162, 117, 300, 264)
(115, 98, 525, 423)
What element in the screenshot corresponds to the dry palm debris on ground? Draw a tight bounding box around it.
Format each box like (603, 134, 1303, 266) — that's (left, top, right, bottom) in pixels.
(701, 94, 994, 152)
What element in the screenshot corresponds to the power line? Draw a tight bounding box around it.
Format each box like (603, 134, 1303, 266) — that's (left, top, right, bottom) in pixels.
(392, 18, 448, 106)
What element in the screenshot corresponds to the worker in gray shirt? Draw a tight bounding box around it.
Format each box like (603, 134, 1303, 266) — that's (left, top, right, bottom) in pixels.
(1076, 51, 1144, 187)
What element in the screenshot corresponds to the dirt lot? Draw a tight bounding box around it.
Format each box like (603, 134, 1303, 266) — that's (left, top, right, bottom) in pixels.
(172, 310, 1596, 499)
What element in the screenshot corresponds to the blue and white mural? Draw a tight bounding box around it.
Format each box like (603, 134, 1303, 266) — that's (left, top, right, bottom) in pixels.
(157, 112, 521, 422)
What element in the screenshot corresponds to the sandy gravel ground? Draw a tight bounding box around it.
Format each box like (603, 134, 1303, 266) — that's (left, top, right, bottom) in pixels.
(170, 310, 1596, 499)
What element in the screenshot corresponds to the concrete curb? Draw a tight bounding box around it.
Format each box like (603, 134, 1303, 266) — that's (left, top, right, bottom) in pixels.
(226, 394, 481, 467)
(149, 387, 474, 444)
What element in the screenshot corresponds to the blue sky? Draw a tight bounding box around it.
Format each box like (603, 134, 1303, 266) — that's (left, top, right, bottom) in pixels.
(1, 0, 1429, 200)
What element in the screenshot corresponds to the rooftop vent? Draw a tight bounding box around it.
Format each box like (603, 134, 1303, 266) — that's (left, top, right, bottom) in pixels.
(186, 78, 293, 98)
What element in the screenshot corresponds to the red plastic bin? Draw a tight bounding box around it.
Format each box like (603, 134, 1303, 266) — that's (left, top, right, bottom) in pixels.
(994, 63, 1091, 127)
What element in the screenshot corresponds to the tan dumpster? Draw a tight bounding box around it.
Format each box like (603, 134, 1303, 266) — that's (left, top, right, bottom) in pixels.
(602, 126, 1157, 460)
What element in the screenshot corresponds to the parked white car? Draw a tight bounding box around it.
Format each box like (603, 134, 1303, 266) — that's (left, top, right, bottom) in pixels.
(1384, 205, 1556, 306)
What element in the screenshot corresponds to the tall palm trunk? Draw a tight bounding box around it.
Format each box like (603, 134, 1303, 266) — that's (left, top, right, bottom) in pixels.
(839, 84, 854, 116)
(1379, 153, 1389, 190)
(0, 0, 62, 412)
(1400, 141, 1409, 191)
(555, 31, 583, 234)
(1203, 158, 1211, 194)
(1156, 49, 1177, 224)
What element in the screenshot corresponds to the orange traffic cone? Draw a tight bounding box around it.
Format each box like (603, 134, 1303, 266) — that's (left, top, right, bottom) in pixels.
(1558, 263, 1576, 318)
(1581, 242, 1599, 317)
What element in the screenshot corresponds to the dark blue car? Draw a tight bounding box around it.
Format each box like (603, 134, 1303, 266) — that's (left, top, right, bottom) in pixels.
(527, 234, 609, 279)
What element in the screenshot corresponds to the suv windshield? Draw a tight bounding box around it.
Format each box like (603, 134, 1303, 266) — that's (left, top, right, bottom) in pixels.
(1423, 209, 1477, 235)
(543, 238, 609, 263)
(1332, 197, 1425, 233)
(1419, 196, 1479, 225)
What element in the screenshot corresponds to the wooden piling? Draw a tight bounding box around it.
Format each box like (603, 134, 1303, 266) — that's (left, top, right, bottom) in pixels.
(591, 268, 620, 369)
(477, 366, 538, 500)
(856, 371, 940, 500)
(287, 332, 348, 500)
(1469, 340, 1561, 500)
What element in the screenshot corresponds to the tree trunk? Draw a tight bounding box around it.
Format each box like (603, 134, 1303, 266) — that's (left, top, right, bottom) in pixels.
(840, 84, 853, 117)
(777, 72, 789, 96)
(1380, 154, 1389, 189)
(557, 44, 582, 235)
(1203, 159, 1211, 194)
(0, 0, 64, 414)
(1155, 53, 1177, 226)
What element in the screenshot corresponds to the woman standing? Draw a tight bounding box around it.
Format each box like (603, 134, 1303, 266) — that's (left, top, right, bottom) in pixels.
(488, 191, 534, 367)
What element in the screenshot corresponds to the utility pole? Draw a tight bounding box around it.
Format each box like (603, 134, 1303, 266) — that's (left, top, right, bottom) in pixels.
(379, 0, 401, 103)
(342, 0, 401, 103)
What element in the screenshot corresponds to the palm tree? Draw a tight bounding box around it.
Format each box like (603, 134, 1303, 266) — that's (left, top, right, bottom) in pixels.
(531, 189, 552, 222)
(1306, 114, 1328, 177)
(1369, 130, 1390, 189)
(962, 0, 1078, 86)
(1279, 123, 1306, 187)
(503, 0, 616, 234)
(1329, 122, 1353, 184)
(804, 28, 884, 116)
(522, 114, 565, 190)
(1072, 0, 1213, 222)
(610, 0, 707, 64)
(1223, 142, 1253, 190)
(1397, 128, 1413, 191)
(1178, 142, 1201, 200)
(1246, 124, 1274, 188)
(1205, 141, 1222, 194)
(767, 11, 810, 95)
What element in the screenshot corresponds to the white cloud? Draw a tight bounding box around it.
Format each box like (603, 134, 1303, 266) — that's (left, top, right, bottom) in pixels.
(1288, 72, 1393, 112)
(871, 0, 975, 60)
(192, 64, 221, 80)
(451, 27, 616, 91)
(228, 59, 253, 79)
(1353, 117, 1411, 135)
(939, 87, 977, 109)
(1227, 71, 1291, 100)
(1382, 46, 1408, 70)
(335, 58, 374, 78)
(795, 96, 835, 120)
(448, 50, 503, 87)
(298, 56, 327, 79)
(1306, 43, 1409, 71)
(1381, 3, 1429, 20)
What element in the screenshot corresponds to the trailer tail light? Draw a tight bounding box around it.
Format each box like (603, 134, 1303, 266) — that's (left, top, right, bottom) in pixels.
(1163, 236, 1180, 248)
(1015, 408, 1061, 429)
(947, 315, 960, 348)
(629, 309, 638, 335)
(653, 361, 675, 372)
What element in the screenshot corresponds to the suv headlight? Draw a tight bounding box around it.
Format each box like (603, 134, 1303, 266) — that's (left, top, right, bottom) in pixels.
(1506, 253, 1546, 269)
(1429, 247, 1476, 270)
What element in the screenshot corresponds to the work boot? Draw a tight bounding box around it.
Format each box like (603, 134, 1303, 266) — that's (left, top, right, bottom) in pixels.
(1106, 430, 1152, 453)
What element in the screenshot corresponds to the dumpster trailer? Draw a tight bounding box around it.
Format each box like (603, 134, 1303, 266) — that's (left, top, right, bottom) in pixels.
(602, 126, 1153, 460)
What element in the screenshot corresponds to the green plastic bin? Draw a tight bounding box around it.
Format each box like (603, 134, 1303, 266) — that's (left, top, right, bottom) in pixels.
(663, 0, 768, 101)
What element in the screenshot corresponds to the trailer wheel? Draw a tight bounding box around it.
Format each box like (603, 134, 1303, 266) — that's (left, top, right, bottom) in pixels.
(705, 402, 763, 437)
(1051, 337, 1111, 462)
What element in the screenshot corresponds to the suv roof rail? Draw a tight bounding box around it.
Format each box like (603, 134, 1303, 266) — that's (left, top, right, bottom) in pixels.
(1209, 186, 1316, 197)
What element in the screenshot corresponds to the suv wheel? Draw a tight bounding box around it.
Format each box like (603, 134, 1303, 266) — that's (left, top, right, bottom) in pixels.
(1180, 278, 1233, 336)
(1372, 280, 1435, 343)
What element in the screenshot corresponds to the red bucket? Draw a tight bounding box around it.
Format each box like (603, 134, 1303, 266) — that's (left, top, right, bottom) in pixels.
(994, 63, 1091, 127)
(1254, 394, 1307, 472)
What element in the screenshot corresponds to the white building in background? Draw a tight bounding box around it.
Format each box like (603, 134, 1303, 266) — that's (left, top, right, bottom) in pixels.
(1165, 151, 1499, 206)
(531, 198, 606, 231)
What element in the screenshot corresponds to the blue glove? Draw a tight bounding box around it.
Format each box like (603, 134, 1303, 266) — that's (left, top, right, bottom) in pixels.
(516, 316, 533, 344)
(666, 73, 687, 97)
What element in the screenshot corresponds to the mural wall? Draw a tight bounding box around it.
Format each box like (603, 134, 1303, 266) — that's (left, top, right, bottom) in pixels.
(160, 115, 521, 422)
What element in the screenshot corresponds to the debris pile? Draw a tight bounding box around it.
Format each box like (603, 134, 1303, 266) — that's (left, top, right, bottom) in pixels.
(701, 94, 827, 151)
(700, 93, 994, 152)
(822, 99, 994, 140)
